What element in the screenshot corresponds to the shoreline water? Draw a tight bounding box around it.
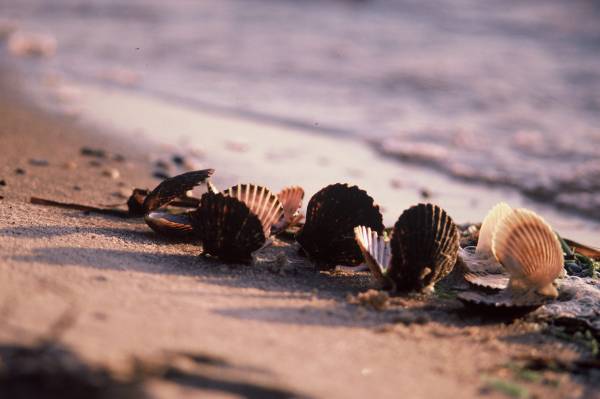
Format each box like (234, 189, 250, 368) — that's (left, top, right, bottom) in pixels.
(22, 70, 600, 246)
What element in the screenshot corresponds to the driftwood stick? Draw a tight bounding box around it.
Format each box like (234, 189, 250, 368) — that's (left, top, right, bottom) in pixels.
(30, 196, 132, 218)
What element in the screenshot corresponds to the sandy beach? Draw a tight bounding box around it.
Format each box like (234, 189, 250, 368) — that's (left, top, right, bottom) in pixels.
(1, 64, 599, 399)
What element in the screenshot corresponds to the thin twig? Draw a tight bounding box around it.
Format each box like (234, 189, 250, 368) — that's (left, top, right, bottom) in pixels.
(30, 196, 132, 218)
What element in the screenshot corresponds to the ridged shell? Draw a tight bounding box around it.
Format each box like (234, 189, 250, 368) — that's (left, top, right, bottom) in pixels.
(459, 247, 509, 290)
(296, 183, 384, 268)
(143, 169, 214, 212)
(457, 290, 546, 312)
(190, 192, 265, 263)
(222, 184, 283, 237)
(354, 226, 392, 288)
(492, 209, 563, 298)
(278, 186, 305, 226)
(144, 210, 194, 238)
(476, 202, 512, 257)
(387, 203, 460, 292)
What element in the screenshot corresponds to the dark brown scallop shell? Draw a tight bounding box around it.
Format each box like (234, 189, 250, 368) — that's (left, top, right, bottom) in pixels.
(296, 183, 384, 269)
(143, 169, 214, 213)
(386, 203, 459, 292)
(190, 192, 265, 263)
(144, 210, 194, 238)
(222, 184, 284, 237)
(127, 188, 150, 216)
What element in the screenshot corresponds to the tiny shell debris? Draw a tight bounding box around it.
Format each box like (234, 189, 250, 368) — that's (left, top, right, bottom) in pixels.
(347, 289, 390, 311)
(7, 32, 57, 58)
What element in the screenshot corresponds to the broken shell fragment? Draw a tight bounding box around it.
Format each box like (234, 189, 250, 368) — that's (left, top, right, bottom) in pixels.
(354, 226, 393, 288)
(492, 208, 564, 299)
(296, 183, 384, 269)
(190, 192, 266, 263)
(273, 186, 305, 233)
(222, 184, 284, 237)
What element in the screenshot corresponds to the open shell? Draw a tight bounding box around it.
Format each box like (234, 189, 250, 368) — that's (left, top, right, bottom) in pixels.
(144, 210, 194, 238)
(492, 208, 564, 298)
(459, 246, 509, 290)
(386, 203, 460, 292)
(296, 183, 384, 269)
(222, 184, 283, 237)
(476, 202, 512, 257)
(143, 169, 214, 212)
(190, 192, 265, 263)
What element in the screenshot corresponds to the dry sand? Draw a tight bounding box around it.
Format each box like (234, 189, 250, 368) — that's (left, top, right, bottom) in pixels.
(1, 75, 599, 399)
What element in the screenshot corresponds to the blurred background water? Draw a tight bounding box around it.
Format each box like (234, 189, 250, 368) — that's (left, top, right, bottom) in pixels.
(1, 0, 599, 218)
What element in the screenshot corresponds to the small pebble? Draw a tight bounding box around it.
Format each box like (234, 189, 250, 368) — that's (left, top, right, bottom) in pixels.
(155, 160, 170, 169)
(102, 169, 120, 179)
(0, 180, 5, 186)
(73, 185, 81, 191)
(29, 159, 49, 166)
(89, 160, 102, 167)
(14, 168, 25, 175)
(112, 154, 125, 162)
(0, 196, 3, 200)
(420, 188, 431, 199)
(81, 147, 106, 158)
(172, 154, 185, 165)
(63, 161, 77, 169)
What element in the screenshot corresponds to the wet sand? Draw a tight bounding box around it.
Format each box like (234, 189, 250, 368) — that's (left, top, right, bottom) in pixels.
(1, 73, 599, 398)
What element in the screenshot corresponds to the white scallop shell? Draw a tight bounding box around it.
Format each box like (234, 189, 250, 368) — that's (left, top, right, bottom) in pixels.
(222, 184, 284, 236)
(492, 208, 563, 298)
(354, 225, 392, 287)
(476, 202, 512, 257)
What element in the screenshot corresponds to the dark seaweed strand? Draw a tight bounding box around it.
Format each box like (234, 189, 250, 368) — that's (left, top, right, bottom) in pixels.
(143, 169, 214, 212)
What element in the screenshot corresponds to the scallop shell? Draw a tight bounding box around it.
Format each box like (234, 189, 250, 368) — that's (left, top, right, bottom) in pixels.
(459, 246, 509, 290)
(386, 203, 460, 292)
(144, 210, 194, 238)
(296, 183, 384, 269)
(457, 290, 546, 314)
(143, 169, 214, 212)
(222, 184, 283, 236)
(277, 186, 305, 227)
(190, 192, 265, 263)
(476, 202, 512, 257)
(492, 209, 564, 298)
(354, 226, 393, 288)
